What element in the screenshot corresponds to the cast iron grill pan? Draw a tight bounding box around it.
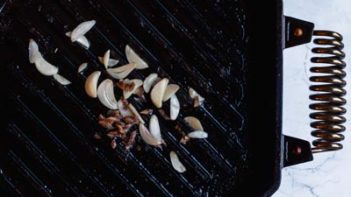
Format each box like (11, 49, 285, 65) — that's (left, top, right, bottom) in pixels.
(0, 0, 281, 196)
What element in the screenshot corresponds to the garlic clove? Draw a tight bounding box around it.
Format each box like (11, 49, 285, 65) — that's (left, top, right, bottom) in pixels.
(70, 20, 96, 42)
(187, 130, 208, 139)
(106, 63, 136, 80)
(125, 45, 149, 69)
(170, 95, 180, 120)
(28, 39, 42, 63)
(189, 87, 205, 107)
(139, 123, 162, 146)
(78, 62, 88, 73)
(149, 115, 162, 142)
(170, 151, 186, 173)
(184, 116, 204, 131)
(163, 84, 180, 102)
(143, 73, 159, 93)
(150, 78, 169, 108)
(85, 71, 101, 98)
(97, 79, 118, 109)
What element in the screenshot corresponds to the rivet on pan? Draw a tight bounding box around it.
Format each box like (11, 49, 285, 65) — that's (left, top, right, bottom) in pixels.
(292, 146, 302, 155)
(294, 28, 304, 37)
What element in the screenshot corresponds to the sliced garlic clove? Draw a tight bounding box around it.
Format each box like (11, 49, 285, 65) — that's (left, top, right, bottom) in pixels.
(53, 73, 71, 85)
(70, 20, 96, 42)
(65, 32, 90, 49)
(76, 35, 90, 49)
(149, 115, 162, 142)
(189, 87, 205, 107)
(125, 45, 148, 69)
(170, 95, 180, 120)
(100, 50, 110, 68)
(117, 99, 133, 117)
(106, 63, 136, 79)
(139, 123, 162, 146)
(34, 56, 59, 76)
(187, 130, 208, 139)
(28, 39, 42, 63)
(150, 78, 169, 108)
(143, 73, 159, 93)
(184, 116, 204, 131)
(85, 71, 101, 98)
(107, 58, 119, 67)
(78, 62, 88, 73)
(163, 84, 180, 102)
(188, 87, 197, 98)
(170, 151, 186, 173)
(107, 63, 135, 73)
(97, 79, 118, 109)
(28, 39, 58, 76)
(123, 79, 143, 99)
(128, 104, 145, 124)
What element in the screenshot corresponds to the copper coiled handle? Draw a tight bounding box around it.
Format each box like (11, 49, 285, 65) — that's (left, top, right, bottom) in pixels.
(309, 30, 347, 153)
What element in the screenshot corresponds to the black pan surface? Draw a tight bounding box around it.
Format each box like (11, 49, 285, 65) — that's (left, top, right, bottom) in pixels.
(0, 0, 282, 196)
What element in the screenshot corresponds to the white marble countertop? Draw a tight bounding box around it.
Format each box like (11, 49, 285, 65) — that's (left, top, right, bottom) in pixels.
(274, 0, 351, 196)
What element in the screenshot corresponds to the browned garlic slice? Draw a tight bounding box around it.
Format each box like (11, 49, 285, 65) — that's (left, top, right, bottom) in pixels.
(97, 79, 118, 109)
(184, 116, 204, 131)
(78, 62, 88, 73)
(106, 63, 136, 79)
(107, 58, 119, 67)
(70, 20, 96, 42)
(150, 78, 169, 108)
(143, 73, 159, 93)
(189, 87, 205, 107)
(117, 99, 133, 117)
(85, 71, 101, 98)
(122, 79, 143, 99)
(187, 130, 208, 139)
(28, 39, 59, 76)
(140, 109, 153, 116)
(170, 151, 186, 173)
(170, 95, 180, 120)
(53, 74, 71, 85)
(128, 104, 145, 124)
(163, 84, 180, 102)
(125, 45, 149, 69)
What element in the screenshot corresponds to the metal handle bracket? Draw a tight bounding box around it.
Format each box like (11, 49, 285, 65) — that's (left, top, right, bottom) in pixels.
(283, 135, 313, 167)
(284, 16, 314, 48)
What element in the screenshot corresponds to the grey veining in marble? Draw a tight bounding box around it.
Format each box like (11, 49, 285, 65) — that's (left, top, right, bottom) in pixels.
(275, 0, 351, 196)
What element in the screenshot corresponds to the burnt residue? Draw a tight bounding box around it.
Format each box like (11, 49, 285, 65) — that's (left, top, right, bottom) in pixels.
(1, 0, 255, 196)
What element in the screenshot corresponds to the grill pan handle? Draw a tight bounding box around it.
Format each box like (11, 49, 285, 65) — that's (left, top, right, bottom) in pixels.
(282, 16, 347, 167)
